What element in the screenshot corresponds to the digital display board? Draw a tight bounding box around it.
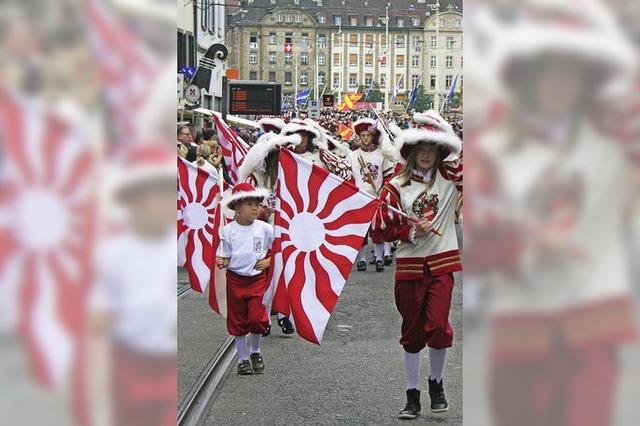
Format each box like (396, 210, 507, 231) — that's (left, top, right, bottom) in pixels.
(229, 82, 282, 115)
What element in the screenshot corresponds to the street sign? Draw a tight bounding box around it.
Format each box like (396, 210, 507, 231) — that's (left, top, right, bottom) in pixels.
(228, 82, 282, 115)
(177, 73, 184, 99)
(309, 99, 320, 118)
(185, 84, 201, 103)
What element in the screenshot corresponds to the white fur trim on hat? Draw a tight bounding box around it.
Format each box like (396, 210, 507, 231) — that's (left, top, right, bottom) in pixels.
(222, 186, 271, 209)
(396, 127, 462, 161)
(281, 120, 328, 150)
(258, 117, 286, 134)
(413, 110, 455, 134)
(238, 133, 302, 181)
(352, 118, 380, 136)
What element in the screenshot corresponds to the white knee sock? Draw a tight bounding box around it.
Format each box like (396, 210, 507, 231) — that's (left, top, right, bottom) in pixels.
(384, 242, 392, 256)
(429, 347, 447, 382)
(235, 335, 249, 362)
(277, 313, 286, 320)
(405, 350, 422, 390)
(356, 246, 366, 263)
(250, 333, 262, 354)
(374, 243, 384, 261)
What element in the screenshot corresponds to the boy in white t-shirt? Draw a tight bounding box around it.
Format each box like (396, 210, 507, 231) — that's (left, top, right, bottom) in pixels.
(216, 183, 273, 375)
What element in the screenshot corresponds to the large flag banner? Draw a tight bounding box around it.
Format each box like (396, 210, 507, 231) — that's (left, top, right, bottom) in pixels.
(296, 89, 311, 105)
(178, 157, 222, 293)
(271, 149, 379, 344)
(212, 112, 251, 184)
(338, 123, 354, 141)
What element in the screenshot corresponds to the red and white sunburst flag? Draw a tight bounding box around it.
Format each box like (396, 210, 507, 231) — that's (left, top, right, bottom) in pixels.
(271, 149, 380, 344)
(212, 112, 251, 184)
(0, 88, 96, 391)
(178, 157, 223, 294)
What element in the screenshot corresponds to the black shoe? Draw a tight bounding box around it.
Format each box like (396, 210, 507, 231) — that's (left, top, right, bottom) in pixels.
(399, 388, 421, 419)
(391, 243, 398, 253)
(277, 316, 295, 335)
(383, 255, 393, 266)
(262, 324, 271, 337)
(376, 260, 384, 272)
(357, 260, 367, 271)
(428, 378, 449, 413)
(237, 359, 253, 375)
(249, 352, 265, 374)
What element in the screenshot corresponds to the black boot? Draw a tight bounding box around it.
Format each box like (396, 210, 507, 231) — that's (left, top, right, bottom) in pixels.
(357, 260, 367, 271)
(428, 378, 449, 413)
(398, 388, 421, 419)
(375, 260, 384, 272)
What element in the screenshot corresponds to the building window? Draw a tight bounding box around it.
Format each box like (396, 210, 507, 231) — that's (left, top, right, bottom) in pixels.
(396, 74, 404, 89)
(412, 55, 419, 67)
(301, 72, 308, 85)
(269, 32, 277, 45)
(318, 35, 326, 48)
(446, 75, 453, 88)
(285, 33, 293, 43)
(301, 52, 309, 65)
(381, 34, 387, 47)
(268, 71, 276, 83)
(349, 54, 358, 66)
(395, 35, 405, 48)
(411, 36, 421, 51)
(431, 35, 437, 48)
(334, 15, 341, 26)
(412, 17, 420, 26)
(333, 53, 340, 66)
(250, 71, 257, 80)
(301, 34, 309, 48)
(334, 34, 342, 47)
(268, 51, 277, 64)
(365, 74, 373, 86)
(365, 34, 373, 49)
(396, 55, 405, 67)
(285, 72, 292, 84)
(333, 73, 340, 88)
(286, 15, 293, 23)
(318, 15, 326, 24)
(349, 73, 357, 87)
(446, 56, 453, 68)
(318, 72, 325, 85)
(365, 54, 373, 67)
(447, 36, 454, 48)
(350, 34, 358, 47)
(430, 56, 436, 67)
(318, 52, 326, 65)
(397, 18, 404, 27)
(380, 74, 386, 87)
(440, 18, 445, 27)
(456, 19, 462, 27)
(277, 14, 283, 22)
(249, 33, 258, 48)
(350, 16, 357, 26)
(249, 51, 257, 64)
(430, 75, 436, 89)
(366, 17, 373, 27)
(295, 15, 302, 23)
(411, 74, 420, 88)
(285, 53, 293, 64)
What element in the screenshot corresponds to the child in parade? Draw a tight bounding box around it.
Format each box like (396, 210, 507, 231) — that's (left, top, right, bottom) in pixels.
(349, 118, 398, 272)
(216, 183, 274, 375)
(372, 111, 462, 419)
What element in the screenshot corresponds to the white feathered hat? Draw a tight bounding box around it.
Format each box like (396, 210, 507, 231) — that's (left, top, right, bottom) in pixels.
(222, 182, 271, 210)
(258, 117, 286, 134)
(113, 143, 175, 200)
(281, 118, 328, 150)
(238, 133, 302, 181)
(396, 110, 462, 163)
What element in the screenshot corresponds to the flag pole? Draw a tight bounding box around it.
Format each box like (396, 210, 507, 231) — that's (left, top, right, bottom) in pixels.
(405, 71, 424, 113)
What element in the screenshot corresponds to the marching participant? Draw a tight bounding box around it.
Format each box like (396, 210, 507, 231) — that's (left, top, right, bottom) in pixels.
(238, 132, 303, 336)
(280, 118, 354, 182)
(216, 183, 274, 375)
(372, 111, 462, 420)
(349, 118, 398, 272)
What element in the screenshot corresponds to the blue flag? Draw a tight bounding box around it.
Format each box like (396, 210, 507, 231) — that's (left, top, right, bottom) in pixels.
(296, 89, 311, 105)
(445, 73, 458, 104)
(408, 86, 418, 106)
(281, 94, 292, 112)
